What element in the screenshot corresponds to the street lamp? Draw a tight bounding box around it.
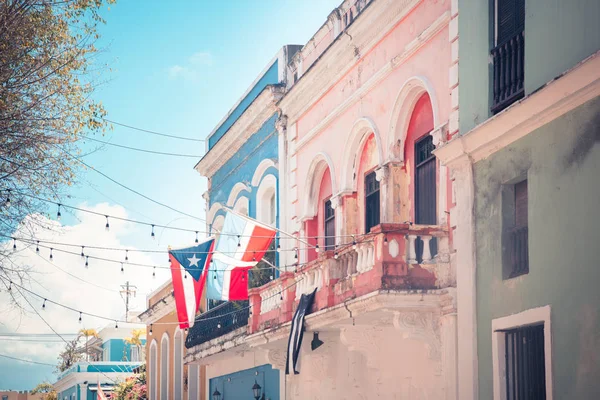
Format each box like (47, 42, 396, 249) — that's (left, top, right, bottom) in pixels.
(252, 380, 262, 400)
(212, 388, 221, 400)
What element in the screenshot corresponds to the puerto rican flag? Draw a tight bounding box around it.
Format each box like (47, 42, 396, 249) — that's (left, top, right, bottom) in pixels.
(169, 238, 215, 329)
(207, 212, 276, 301)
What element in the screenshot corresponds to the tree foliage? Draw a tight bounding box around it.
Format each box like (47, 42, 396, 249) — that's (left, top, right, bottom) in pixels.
(0, 0, 115, 296)
(32, 382, 58, 400)
(56, 336, 84, 373)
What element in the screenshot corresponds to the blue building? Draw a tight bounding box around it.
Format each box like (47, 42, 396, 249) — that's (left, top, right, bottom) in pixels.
(54, 323, 146, 400)
(190, 45, 300, 400)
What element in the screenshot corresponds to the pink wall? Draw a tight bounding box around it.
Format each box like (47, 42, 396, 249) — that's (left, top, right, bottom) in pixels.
(305, 168, 332, 261)
(290, 0, 451, 244)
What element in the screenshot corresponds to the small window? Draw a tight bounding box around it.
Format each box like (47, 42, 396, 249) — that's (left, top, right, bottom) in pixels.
(504, 179, 528, 278)
(131, 345, 140, 362)
(365, 171, 380, 233)
(3, 395, 9, 400)
(324, 199, 335, 250)
(504, 325, 546, 399)
(269, 193, 276, 226)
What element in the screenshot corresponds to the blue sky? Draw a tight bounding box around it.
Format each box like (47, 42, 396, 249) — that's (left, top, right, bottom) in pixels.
(0, 0, 341, 391)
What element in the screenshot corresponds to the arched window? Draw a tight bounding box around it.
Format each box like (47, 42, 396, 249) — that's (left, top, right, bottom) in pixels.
(256, 174, 277, 227)
(149, 340, 157, 400)
(306, 167, 332, 261)
(160, 333, 169, 400)
(233, 196, 249, 216)
(173, 329, 183, 400)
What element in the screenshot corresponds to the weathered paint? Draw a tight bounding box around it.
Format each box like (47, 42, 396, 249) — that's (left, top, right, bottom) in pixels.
(473, 97, 600, 399)
(458, 0, 600, 134)
(209, 113, 279, 214)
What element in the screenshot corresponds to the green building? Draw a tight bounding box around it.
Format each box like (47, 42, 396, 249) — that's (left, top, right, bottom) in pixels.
(436, 0, 600, 399)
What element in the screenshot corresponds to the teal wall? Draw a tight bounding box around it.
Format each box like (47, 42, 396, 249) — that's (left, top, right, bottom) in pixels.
(57, 385, 78, 400)
(473, 97, 600, 399)
(209, 364, 280, 400)
(102, 338, 146, 361)
(458, 0, 600, 134)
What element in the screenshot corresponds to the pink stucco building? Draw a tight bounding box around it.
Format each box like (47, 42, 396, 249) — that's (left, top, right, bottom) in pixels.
(185, 0, 459, 398)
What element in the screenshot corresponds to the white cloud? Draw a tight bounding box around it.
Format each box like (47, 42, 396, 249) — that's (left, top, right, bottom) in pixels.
(0, 203, 172, 368)
(167, 51, 214, 82)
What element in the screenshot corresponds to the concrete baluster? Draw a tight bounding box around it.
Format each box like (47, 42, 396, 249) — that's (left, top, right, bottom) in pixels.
(407, 234, 417, 264)
(421, 235, 433, 263)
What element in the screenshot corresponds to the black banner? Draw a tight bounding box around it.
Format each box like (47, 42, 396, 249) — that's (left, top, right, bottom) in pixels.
(285, 288, 317, 375)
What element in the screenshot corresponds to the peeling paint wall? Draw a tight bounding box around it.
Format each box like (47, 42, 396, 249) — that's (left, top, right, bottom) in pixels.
(474, 97, 600, 399)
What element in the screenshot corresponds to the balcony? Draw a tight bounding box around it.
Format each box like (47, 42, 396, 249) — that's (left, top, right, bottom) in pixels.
(56, 361, 142, 382)
(247, 223, 451, 334)
(491, 30, 525, 114)
(185, 223, 452, 359)
(185, 301, 249, 349)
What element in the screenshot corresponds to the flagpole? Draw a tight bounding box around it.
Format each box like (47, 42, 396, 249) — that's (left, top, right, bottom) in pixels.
(223, 206, 313, 248)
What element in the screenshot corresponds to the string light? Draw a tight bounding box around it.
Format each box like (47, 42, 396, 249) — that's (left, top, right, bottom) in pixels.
(195, 231, 199, 244)
(151, 225, 155, 240)
(57, 204, 62, 221)
(279, 293, 283, 301)
(115, 321, 118, 329)
(352, 236, 357, 250)
(315, 244, 320, 253)
(120, 263, 124, 273)
(8, 281, 12, 291)
(36, 241, 40, 253)
(49, 248, 53, 260)
(42, 299, 46, 310)
(334, 252, 338, 260)
(79, 312, 82, 323)
(152, 267, 156, 278)
(217, 323, 221, 329)
(149, 324, 153, 335)
(276, 243, 281, 253)
(237, 235, 241, 247)
(294, 248, 298, 260)
(85, 256, 89, 268)
(384, 235, 388, 245)
(125, 250, 129, 262)
(105, 216, 110, 231)
(5, 189, 10, 207)
(80, 246, 85, 259)
(252, 252, 256, 261)
(12, 238, 16, 251)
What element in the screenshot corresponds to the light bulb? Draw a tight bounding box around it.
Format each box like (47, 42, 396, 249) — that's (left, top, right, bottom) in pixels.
(315, 245, 320, 253)
(151, 224, 155, 239)
(36, 241, 40, 253)
(42, 299, 46, 310)
(79, 312, 82, 323)
(57, 204, 61, 221)
(195, 231, 199, 244)
(105, 216, 110, 231)
(80, 246, 85, 259)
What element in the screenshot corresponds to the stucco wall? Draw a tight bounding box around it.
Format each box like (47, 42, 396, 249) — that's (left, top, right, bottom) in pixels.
(209, 364, 279, 400)
(209, 113, 278, 217)
(473, 97, 600, 399)
(458, 0, 600, 134)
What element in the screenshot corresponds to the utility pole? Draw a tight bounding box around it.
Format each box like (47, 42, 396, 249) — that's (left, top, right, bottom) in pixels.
(120, 281, 137, 321)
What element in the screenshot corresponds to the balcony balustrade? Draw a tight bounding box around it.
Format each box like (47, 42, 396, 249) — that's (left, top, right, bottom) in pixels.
(185, 223, 452, 352)
(491, 30, 525, 113)
(185, 301, 249, 348)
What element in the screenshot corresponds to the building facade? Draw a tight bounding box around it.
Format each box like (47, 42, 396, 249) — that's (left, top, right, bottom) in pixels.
(0, 392, 42, 400)
(139, 280, 204, 400)
(435, 0, 600, 399)
(190, 46, 299, 400)
(186, 0, 458, 399)
(53, 323, 146, 400)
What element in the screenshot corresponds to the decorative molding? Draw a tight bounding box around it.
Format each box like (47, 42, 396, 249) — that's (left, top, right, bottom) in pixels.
(374, 165, 388, 182)
(251, 159, 277, 187)
(430, 122, 448, 148)
(388, 238, 400, 258)
(195, 86, 285, 178)
(329, 194, 343, 209)
(301, 152, 338, 220)
(275, 115, 288, 134)
(393, 311, 442, 361)
(226, 182, 251, 208)
(291, 8, 450, 154)
(267, 348, 287, 370)
(435, 51, 600, 167)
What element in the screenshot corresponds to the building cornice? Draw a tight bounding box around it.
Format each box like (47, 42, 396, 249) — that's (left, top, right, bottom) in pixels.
(295, 9, 451, 151)
(279, 0, 424, 124)
(195, 85, 285, 178)
(137, 292, 175, 324)
(434, 51, 600, 168)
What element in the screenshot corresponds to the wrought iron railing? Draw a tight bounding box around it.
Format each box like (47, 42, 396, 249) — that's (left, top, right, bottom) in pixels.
(509, 226, 529, 277)
(491, 30, 525, 113)
(185, 301, 249, 348)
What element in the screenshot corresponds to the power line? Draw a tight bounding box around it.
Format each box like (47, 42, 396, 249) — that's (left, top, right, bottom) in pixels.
(0, 264, 307, 326)
(0, 352, 55, 367)
(55, 146, 206, 223)
(81, 136, 204, 158)
(103, 118, 206, 142)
